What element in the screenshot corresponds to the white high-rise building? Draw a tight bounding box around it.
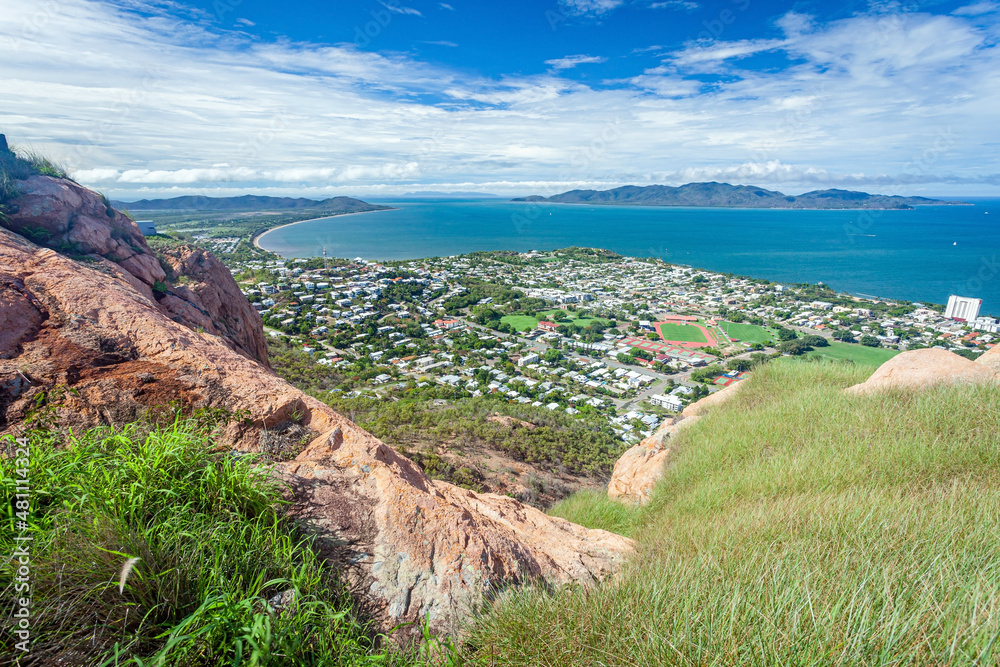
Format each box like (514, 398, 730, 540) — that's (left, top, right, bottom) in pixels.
(944, 295, 982, 322)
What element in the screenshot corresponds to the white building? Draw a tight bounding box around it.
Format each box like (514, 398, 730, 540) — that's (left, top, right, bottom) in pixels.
(973, 316, 1000, 333)
(518, 353, 540, 367)
(649, 394, 683, 411)
(945, 295, 982, 322)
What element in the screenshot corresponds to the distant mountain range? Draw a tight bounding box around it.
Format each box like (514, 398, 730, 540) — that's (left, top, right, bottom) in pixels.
(512, 182, 968, 210)
(399, 191, 502, 198)
(114, 194, 391, 213)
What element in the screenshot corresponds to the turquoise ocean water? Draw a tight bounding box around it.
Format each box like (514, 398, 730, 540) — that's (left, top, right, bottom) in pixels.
(256, 199, 1000, 313)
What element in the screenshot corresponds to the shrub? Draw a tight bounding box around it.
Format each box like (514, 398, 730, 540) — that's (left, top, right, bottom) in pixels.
(0, 417, 416, 665)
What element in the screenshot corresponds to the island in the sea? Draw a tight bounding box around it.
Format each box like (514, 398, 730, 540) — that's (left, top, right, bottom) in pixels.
(513, 182, 968, 210)
(115, 194, 392, 214)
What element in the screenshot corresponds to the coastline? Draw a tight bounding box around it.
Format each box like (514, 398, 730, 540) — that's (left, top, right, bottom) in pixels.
(508, 200, 973, 211)
(252, 207, 395, 252)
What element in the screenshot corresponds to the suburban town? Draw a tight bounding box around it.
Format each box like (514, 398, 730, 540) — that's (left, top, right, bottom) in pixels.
(220, 247, 997, 445)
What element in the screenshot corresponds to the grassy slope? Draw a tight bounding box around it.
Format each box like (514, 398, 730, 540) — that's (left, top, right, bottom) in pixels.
(0, 417, 442, 666)
(806, 340, 901, 366)
(467, 360, 1000, 665)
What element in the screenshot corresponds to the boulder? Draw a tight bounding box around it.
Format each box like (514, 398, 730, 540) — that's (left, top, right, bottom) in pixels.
(976, 345, 1000, 372)
(682, 379, 746, 417)
(845, 348, 1000, 395)
(158, 245, 269, 364)
(607, 416, 701, 505)
(2, 176, 267, 365)
(0, 227, 633, 642)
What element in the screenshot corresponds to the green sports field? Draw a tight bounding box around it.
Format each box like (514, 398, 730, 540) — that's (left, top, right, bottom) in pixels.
(500, 315, 541, 332)
(805, 341, 900, 367)
(657, 322, 709, 344)
(541, 310, 608, 328)
(718, 321, 775, 344)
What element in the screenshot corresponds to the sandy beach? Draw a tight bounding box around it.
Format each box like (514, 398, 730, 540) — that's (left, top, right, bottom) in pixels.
(252, 208, 394, 252)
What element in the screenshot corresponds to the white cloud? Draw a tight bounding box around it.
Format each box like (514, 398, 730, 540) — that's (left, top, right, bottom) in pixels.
(544, 54, 608, 70)
(74, 162, 421, 184)
(649, 1, 699, 11)
(1, 0, 998, 199)
(670, 39, 785, 66)
(439, 2, 454, 9)
(952, 2, 1000, 16)
(381, 1, 422, 17)
(558, 0, 624, 16)
(424, 40, 458, 47)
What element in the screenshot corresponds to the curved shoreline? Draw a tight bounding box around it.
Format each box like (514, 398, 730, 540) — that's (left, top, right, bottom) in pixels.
(253, 208, 395, 253)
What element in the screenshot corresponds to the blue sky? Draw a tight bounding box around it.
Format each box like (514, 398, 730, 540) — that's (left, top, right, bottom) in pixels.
(1, 0, 999, 199)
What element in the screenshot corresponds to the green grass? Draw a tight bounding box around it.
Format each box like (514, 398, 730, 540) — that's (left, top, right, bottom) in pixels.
(1, 143, 71, 207)
(500, 310, 610, 332)
(0, 415, 433, 665)
(539, 309, 608, 329)
(718, 321, 775, 344)
(805, 340, 901, 366)
(656, 321, 709, 344)
(500, 314, 540, 332)
(466, 360, 1000, 665)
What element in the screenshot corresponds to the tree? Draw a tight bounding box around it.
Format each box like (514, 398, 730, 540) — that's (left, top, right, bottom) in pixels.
(775, 326, 798, 341)
(833, 329, 855, 343)
(543, 348, 563, 363)
(800, 334, 829, 348)
(691, 364, 724, 383)
(779, 339, 814, 355)
(726, 358, 752, 372)
(860, 335, 881, 347)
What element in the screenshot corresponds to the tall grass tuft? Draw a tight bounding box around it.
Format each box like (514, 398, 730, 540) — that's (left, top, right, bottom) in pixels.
(467, 360, 1000, 666)
(0, 142, 72, 209)
(0, 416, 435, 666)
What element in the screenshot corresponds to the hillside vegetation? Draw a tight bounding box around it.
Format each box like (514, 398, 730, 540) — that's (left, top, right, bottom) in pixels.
(324, 395, 623, 505)
(467, 360, 1000, 665)
(0, 413, 448, 666)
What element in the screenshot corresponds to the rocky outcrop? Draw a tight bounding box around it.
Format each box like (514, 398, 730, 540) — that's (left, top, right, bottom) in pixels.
(607, 416, 701, 504)
(2, 172, 267, 365)
(0, 226, 632, 642)
(157, 245, 269, 364)
(975, 344, 1000, 372)
(682, 379, 746, 417)
(845, 348, 1000, 395)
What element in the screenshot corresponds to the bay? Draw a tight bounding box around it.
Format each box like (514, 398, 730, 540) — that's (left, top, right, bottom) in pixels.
(256, 198, 1000, 314)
